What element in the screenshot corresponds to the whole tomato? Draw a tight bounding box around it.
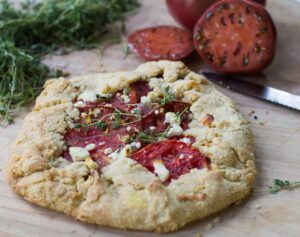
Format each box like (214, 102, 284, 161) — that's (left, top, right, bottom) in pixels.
(166, 0, 266, 30)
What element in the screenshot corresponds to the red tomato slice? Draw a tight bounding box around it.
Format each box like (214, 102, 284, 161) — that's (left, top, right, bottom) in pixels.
(131, 140, 210, 184)
(128, 25, 194, 61)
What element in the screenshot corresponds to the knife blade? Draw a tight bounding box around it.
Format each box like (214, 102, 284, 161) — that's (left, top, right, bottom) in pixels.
(202, 72, 300, 111)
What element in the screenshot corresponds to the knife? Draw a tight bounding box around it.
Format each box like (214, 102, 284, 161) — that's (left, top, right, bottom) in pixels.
(202, 72, 300, 111)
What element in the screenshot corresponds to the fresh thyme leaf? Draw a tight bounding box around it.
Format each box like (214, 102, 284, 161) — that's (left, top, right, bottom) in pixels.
(96, 94, 111, 101)
(113, 108, 122, 128)
(132, 107, 189, 144)
(74, 123, 83, 129)
(130, 107, 142, 119)
(160, 86, 176, 106)
(0, 0, 140, 53)
(123, 44, 131, 59)
(134, 131, 163, 143)
(268, 179, 300, 194)
(123, 87, 130, 96)
(96, 121, 107, 131)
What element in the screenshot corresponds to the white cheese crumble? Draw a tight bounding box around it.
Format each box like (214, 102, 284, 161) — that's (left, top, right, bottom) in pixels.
(81, 112, 87, 118)
(121, 94, 131, 103)
(166, 124, 183, 137)
(104, 148, 113, 155)
(153, 160, 170, 182)
(149, 126, 156, 131)
(78, 91, 97, 102)
(69, 147, 90, 162)
(126, 126, 132, 132)
(93, 108, 101, 116)
(179, 137, 191, 144)
(164, 112, 180, 125)
(164, 112, 183, 137)
(74, 101, 86, 108)
(119, 145, 132, 158)
(85, 143, 96, 151)
(108, 146, 130, 160)
(179, 154, 185, 159)
(130, 142, 141, 150)
(154, 110, 160, 115)
(108, 150, 119, 160)
(140, 96, 151, 104)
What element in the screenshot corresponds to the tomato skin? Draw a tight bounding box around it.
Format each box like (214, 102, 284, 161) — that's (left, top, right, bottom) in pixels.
(166, 0, 219, 30)
(253, 0, 266, 5)
(166, 0, 266, 30)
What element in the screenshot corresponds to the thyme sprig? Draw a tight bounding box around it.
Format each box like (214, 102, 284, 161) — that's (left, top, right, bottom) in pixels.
(160, 86, 176, 106)
(131, 107, 189, 144)
(74, 105, 158, 130)
(253, 179, 300, 195)
(268, 179, 300, 194)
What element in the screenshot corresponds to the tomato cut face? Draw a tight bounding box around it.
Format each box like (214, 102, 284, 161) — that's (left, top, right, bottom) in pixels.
(193, 0, 276, 74)
(63, 81, 210, 185)
(131, 140, 210, 184)
(128, 26, 194, 61)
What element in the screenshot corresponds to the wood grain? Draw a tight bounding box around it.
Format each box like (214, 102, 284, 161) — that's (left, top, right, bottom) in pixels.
(0, 0, 300, 236)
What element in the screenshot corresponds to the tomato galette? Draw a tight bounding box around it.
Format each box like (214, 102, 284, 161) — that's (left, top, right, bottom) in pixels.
(6, 61, 256, 232)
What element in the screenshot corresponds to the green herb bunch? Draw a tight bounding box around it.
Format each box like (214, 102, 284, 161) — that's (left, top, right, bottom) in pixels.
(0, 39, 51, 125)
(0, 0, 139, 53)
(0, 0, 139, 125)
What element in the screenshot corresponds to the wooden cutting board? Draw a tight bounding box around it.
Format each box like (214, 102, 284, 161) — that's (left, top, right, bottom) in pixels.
(0, 0, 299, 236)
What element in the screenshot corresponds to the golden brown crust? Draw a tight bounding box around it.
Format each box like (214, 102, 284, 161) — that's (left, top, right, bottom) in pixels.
(6, 61, 256, 232)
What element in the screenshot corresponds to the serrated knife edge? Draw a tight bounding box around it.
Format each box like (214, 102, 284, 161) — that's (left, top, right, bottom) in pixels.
(203, 72, 300, 111)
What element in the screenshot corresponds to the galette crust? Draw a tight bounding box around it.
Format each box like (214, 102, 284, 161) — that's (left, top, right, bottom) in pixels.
(6, 61, 256, 232)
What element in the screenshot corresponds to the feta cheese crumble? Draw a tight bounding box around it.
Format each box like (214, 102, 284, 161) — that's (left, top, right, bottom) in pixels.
(104, 148, 113, 155)
(130, 142, 141, 150)
(164, 112, 183, 137)
(164, 112, 179, 125)
(69, 147, 90, 162)
(121, 94, 131, 103)
(166, 124, 183, 137)
(153, 160, 170, 182)
(141, 96, 151, 104)
(108, 146, 130, 160)
(108, 150, 119, 160)
(180, 137, 191, 144)
(85, 143, 96, 151)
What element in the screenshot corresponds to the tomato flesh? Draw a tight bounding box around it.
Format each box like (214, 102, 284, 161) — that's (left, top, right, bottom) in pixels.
(131, 140, 209, 184)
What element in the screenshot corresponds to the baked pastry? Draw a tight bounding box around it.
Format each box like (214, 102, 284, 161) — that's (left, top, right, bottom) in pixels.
(6, 61, 256, 232)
